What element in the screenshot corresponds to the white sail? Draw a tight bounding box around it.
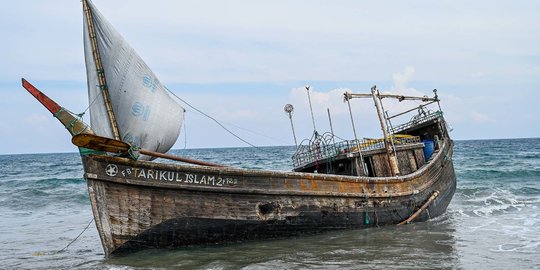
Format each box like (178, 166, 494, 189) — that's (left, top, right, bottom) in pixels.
(83, 0, 184, 159)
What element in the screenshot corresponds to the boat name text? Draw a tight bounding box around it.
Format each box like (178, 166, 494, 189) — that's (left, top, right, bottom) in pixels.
(105, 164, 237, 187)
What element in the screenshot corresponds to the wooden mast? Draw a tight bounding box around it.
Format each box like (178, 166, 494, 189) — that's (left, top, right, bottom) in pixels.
(82, 0, 121, 140)
(370, 86, 400, 176)
(347, 86, 429, 176)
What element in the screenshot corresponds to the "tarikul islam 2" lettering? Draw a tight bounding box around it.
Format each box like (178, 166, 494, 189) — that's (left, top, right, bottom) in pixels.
(120, 167, 237, 187)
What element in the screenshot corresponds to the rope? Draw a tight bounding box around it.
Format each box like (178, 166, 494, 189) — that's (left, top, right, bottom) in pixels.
(54, 107, 89, 135)
(53, 107, 65, 118)
(165, 87, 259, 149)
(442, 140, 451, 162)
(183, 116, 188, 149)
(326, 155, 334, 174)
(54, 218, 94, 254)
(365, 191, 370, 225)
(363, 184, 370, 225)
(218, 120, 288, 144)
(374, 209, 379, 227)
(66, 88, 102, 120)
(128, 145, 140, 160)
(66, 118, 78, 133)
(83, 90, 104, 116)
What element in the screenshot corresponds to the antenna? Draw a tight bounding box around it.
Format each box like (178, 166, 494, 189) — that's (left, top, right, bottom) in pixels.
(344, 92, 366, 176)
(433, 89, 442, 111)
(284, 104, 298, 147)
(327, 108, 336, 145)
(305, 85, 317, 134)
(344, 93, 361, 149)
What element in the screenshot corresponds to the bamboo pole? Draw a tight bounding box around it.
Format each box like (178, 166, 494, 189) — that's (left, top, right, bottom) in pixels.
(72, 134, 226, 167)
(82, 0, 121, 140)
(398, 191, 439, 225)
(138, 149, 226, 167)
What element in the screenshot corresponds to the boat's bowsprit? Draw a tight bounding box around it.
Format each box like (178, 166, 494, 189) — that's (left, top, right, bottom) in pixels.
(21, 78, 93, 137)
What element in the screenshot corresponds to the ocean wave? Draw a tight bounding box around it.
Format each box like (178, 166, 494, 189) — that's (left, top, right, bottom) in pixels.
(492, 242, 540, 253)
(33, 177, 86, 187)
(454, 185, 540, 217)
(0, 178, 89, 211)
(457, 168, 540, 181)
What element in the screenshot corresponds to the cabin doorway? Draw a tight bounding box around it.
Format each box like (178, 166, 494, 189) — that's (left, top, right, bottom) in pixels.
(363, 157, 375, 177)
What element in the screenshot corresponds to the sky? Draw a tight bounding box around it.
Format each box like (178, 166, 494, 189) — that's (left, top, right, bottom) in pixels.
(0, 0, 539, 155)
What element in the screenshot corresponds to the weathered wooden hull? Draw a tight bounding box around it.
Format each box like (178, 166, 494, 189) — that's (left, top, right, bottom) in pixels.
(82, 140, 456, 257)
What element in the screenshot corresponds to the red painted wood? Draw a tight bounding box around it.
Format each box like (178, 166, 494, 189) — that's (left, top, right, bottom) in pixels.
(21, 78, 61, 114)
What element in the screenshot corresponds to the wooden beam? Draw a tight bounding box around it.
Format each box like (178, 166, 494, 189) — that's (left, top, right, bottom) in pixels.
(72, 134, 226, 168)
(371, 86, 400, 176)
(346, 92, 438, 102)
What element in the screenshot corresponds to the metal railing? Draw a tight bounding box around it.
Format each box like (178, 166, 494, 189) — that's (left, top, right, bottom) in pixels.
(390, 111, 443, 134)
(292, 133, 421, 168)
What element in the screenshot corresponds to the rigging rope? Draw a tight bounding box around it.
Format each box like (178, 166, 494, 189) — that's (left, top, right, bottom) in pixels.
(82, 90, 103, 116)
(218, 120, 288, 144)
(165, 87, 259, 149)
(54, 218, 94, 254)
(79, 84, 270, 149)
(72, 88, 104, 120)
(183, 115, 188, 149)
(365, 191, 370, 225)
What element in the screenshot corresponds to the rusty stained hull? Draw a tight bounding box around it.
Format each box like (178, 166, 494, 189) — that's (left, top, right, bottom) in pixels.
(82, 140, 456, 257)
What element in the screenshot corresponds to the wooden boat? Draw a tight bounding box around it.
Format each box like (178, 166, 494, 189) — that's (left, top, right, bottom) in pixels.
(21, 0, 456, 257)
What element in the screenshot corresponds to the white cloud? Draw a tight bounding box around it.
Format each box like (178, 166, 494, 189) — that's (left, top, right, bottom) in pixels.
(1, 0, 540, 154)
(470, 71, 486, 78)
(392, 66, 416, 91)
(470, 111, 496, 124)
(3, 0, 539, 84)
(24, 114, 51, 125)
(289, 86, 353, 117)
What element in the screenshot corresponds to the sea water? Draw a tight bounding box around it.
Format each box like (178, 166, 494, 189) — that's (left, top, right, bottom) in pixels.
(0, 139, 539, 269)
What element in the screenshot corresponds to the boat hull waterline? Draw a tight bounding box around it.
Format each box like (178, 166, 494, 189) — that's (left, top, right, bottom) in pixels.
(83, 140, 456, 256)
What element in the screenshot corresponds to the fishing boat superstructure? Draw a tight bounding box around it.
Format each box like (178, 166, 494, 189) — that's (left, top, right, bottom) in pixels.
(292, 87, 449, 179)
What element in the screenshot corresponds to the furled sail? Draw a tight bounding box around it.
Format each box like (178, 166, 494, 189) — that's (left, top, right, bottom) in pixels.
(82, 0, 184, 159)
